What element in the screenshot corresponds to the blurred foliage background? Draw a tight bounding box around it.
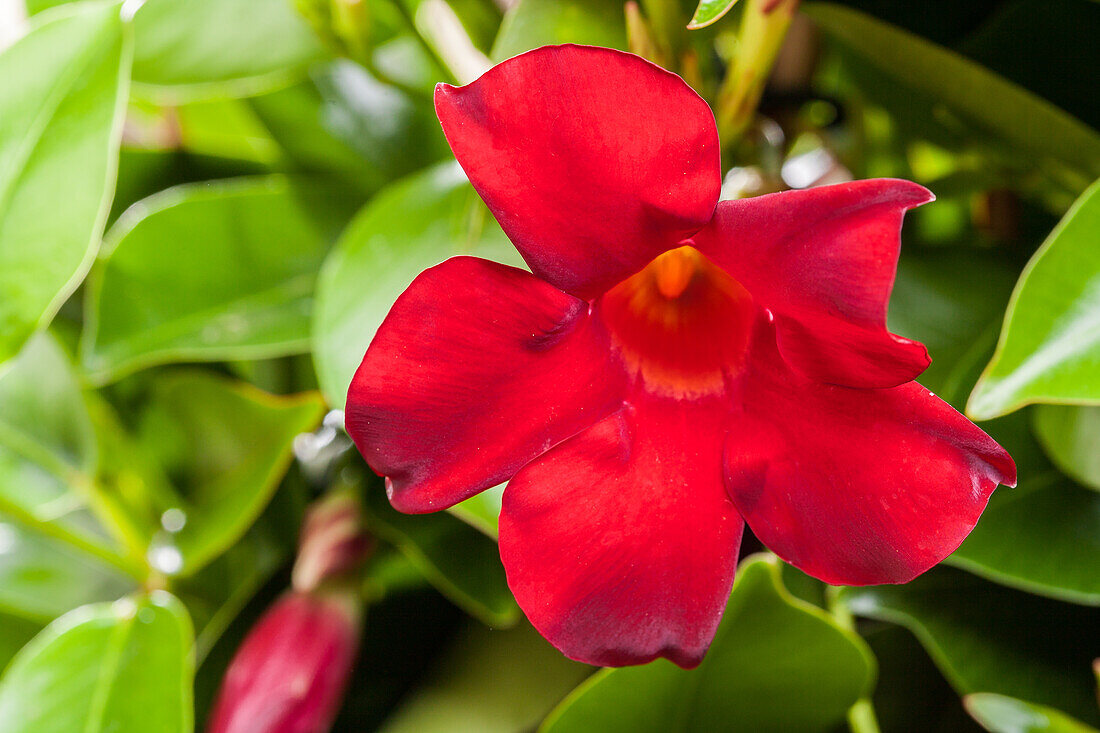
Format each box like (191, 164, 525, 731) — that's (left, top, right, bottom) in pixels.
(0, 0, 1097, 731)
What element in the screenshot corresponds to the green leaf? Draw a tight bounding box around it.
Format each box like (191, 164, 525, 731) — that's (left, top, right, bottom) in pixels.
(130, 0, 327, 101)
(967, 179, 1100, 419)
(82, 176, 355, 383)
(965, 693, 1099, 733)
(805, 4, 1100, 189)
(0, 1, 131, 364)
(688, 0, 741, 29)
(491, 0, 627, 61)
(378, 620, 590, 733)
(0, 592, 194, 733)
(358, 474, 519, 627)
(542, 555, 874, 733)
(887, 248, 1016, 404)
(0, 524, 133, 623)
(949, 472, 1100, 605)
(137, 371, 324, 576)
(1032, 405, 1100, 491)
(313, 161, 521, 406)
(839, 568, 1100, 725)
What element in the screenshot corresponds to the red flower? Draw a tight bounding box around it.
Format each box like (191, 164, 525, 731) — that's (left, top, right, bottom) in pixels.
(345, 45, 1016, 669)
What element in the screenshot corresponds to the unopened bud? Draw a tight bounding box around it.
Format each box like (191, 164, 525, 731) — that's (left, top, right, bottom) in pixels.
(207, 591, 362, 733)
(292, 491, 373, 593)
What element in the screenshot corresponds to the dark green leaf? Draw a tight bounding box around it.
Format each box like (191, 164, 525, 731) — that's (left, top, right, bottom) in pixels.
(491, 0, 627, 61)
(839, 569, 1100, 724)
(1032, 405, 1100, 491)
(0, 592, 194, 732)
(805, 4, 1100, 190)
(542, 555, 874, 733)
(378, 620, 590, 733)
(966, 693, 1099, 733)
(359, 474, 519, 627)
(130, 0, 326, 100)
(968, 179, 1100, 418)
(137, 371, 324, 576)
(313, 161, 521, 405)
(688, 0, 741, 29)
(83, 176, 355, 383)
(950, 471, 1100, 605)
(0, 1, 130, 363)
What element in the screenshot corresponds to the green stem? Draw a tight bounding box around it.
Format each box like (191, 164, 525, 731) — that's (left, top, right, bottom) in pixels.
(826, 586, 883, 733)
(362, 57, 434, 101)
(0, 493, 145, 579)
(386, 0, 457, 83)
(715, 0, 799, 145)
(639, 0, 683, 63)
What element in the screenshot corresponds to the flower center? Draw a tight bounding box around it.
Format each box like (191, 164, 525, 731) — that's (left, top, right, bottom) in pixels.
(597, 245, 756, 398)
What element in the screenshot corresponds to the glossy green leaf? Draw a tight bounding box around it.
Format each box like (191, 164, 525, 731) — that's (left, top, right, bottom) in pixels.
(965, 693, 1099, 733)
(688, 0, 741, 29)
(130, 0, 326, 100)
(491, 0, 626, 61)
(840, 569, 1100, 724)
(313, 161, 521, 406)
(358, 473, 519, 627)
(0, 593, 194, 733)
(950, 472, 1100, 605)
(1032, 405, 1100, 491)
(0, 1, 130, 364)
(542, 555, 874, 733)
(83, 176, 355, 383)
(0, 524, 133, 623)
(380, 620, 590, 733)
(968, 180, 1100, 418)
(805, 4, 1100, 188)
(137, 371, 324, 576)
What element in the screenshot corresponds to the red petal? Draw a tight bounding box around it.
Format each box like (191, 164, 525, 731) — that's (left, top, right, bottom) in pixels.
(499, 397, 743, 668)
(436, 45, 721, 301)
(691, 179, 933, 388)
(723, 327, 1016, 586)
(345, 257, 624, 513)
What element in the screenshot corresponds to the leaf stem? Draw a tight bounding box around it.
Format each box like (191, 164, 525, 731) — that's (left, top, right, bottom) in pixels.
(826, 586, 883, 733)
(715, 0, 799, 145)
(385, 0, 457, 84)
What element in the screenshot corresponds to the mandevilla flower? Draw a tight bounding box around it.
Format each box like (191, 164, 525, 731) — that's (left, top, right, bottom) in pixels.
(345, 45, 1016, 668)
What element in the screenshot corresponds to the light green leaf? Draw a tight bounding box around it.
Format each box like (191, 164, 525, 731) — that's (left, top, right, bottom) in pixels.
(82, 176, 355, 383)
(949, 472, 1100, 605)
(491, 0, 627, 61)
(130, 0, 327, 101)
(313, 161, 521, 406)
(358, 473, 519, 627)
(0, 1, 130, 364)
(1032, 405, 1100, 491)
(0, 593, 194, 733)
(965, 693, 1099, 733)
(137, 371, 324, 576)
(688, 0, 741, 29)
(805, 4, 1100, 189)
(840, 569, 1100, 725)
(380, 620, 590, 733)
(0, 524, 133, 623)
(542, 555, 874, 733)
(968, 179, 1100, 419)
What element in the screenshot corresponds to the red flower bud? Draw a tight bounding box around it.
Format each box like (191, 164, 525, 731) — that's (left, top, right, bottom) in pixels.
(207, 591, 361, 733)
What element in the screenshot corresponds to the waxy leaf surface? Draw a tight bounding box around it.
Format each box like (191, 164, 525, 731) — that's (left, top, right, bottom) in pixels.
(0, 1, 130, 363)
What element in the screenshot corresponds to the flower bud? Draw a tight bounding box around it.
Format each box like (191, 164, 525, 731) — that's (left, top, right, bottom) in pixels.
(206, 591, 361, 733)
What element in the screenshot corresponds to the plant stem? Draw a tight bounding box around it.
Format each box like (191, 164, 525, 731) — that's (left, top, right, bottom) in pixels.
(826, 586, 883, 733)
(386, 0, 457, 83)
(715, 0, 799, 145)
